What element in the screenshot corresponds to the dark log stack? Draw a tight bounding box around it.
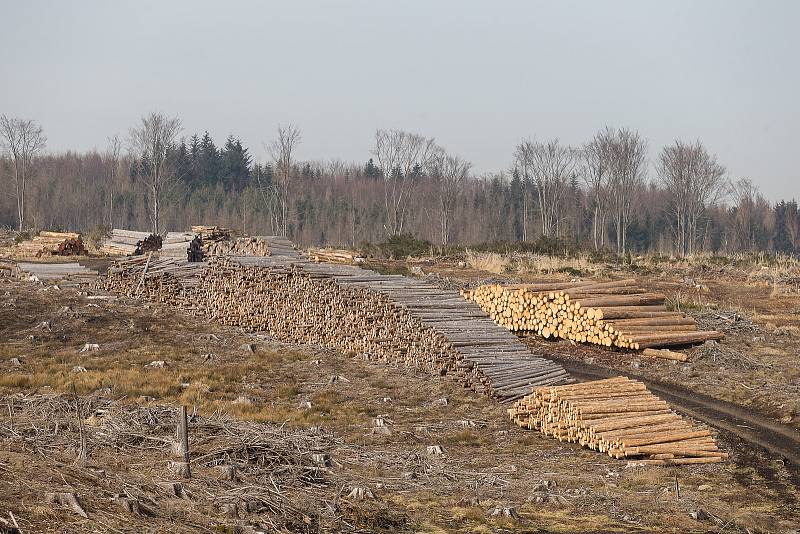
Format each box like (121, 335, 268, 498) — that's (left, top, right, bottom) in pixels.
(11, 231, 87, 258)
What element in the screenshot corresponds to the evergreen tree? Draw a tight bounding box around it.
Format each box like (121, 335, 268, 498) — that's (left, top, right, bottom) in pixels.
(197, 131, 221, 184)
(220, 135, 252, 191)
(364, 158, 381, 179)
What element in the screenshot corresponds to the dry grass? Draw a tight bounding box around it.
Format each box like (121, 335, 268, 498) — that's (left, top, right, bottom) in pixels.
(2, 277, 799, 532)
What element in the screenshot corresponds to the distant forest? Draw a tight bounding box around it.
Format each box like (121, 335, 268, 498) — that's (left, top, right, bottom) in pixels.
(1, 113, 798, 255)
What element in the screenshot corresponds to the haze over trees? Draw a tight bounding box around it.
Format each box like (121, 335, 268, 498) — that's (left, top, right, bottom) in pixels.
(1, 112, 798, 256)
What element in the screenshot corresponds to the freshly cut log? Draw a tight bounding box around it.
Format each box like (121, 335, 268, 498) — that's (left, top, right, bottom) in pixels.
(463, 280, 723, 351)
(508, 376, 725, 464)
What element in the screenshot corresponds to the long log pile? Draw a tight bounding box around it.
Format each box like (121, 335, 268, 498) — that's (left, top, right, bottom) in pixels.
(509, 377, 727, 465)
(99, 252, 572, 402)
(463, 280, 724, 350)
(309, 248, 365, 265)
(16, 262, 98, 284)
(10, 231, 87, 258)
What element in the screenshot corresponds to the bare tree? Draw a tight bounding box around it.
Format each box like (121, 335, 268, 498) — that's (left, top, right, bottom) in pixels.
(373, 129, 436, 236)
(515, 138, 577, 238)
(266, 124, 301, 237)
(657, 140, 726, 255)
(0, 115, 46, 231)
(105, 134, 122, 228)
(427, 147, 471, 245)
(128, 112, 182, 234)
(606, 128, 647, 254)
(582, 127, 614, 250)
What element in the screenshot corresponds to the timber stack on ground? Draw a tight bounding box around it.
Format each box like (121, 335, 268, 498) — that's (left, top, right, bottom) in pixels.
(205, 237, 273, 257)
(100, 229, 157, 256)
(463, 280, 724, 350)
(159, 232, 195, 258)
(309, 248, 365, 265)
(16, 262, 98, 284)
(99, 247, 571, 402)
(508, 377, 727, 465)
(10, 231, 87, 258)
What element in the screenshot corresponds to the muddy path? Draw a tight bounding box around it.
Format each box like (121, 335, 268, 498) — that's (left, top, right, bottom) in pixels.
(546, 355, 800, 469)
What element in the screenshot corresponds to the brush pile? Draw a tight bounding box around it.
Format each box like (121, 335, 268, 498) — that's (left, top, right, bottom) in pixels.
(463, 279, 724, 349)
(11, 231, 87, 257)
(508, 377, 727, 465)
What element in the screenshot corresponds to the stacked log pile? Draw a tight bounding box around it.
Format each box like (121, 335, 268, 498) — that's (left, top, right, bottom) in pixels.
(508, 377, 727, 465)
(17, 262, 98, 284)
(11, 231, 87, 257)
(205, 237, 274, 257)
(159, 232, 196, 258)
(309, 248, 365, 265)
(100, 229, 155, 256)
(99, 252, 571, 401)
(463, 280, 724, 350)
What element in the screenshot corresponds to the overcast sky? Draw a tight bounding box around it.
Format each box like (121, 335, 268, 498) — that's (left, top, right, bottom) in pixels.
(1, 0, 797, 200)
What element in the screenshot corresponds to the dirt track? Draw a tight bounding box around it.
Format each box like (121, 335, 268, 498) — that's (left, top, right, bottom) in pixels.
(548, 356, 800, 468)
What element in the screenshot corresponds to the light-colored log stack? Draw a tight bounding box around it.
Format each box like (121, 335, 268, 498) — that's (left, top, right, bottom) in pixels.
(98, 249, 571, 402)
(309, 248, 365, 265)
(100, 229, 155, 256)
(205, 237, 274, 257)
(463, 280, 723, 350)
(159, 232, 196, 258)
(16, 262, 98, 284)
(10, 231, 86, 258)
(509, 376, 727, 465)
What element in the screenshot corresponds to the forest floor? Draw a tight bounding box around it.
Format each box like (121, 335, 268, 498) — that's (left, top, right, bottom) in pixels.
(0, 254, 799, 532)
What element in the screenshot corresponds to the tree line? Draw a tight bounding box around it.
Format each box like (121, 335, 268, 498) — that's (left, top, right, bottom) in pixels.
(1, 112, 798, 256)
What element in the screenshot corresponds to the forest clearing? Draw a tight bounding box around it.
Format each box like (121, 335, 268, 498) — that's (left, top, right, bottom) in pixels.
(3, 3, 799, 532)
(1, 229, 799, 533)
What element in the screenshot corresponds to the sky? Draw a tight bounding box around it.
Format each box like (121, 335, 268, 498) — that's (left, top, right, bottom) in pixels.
(1, 0, 798, 200)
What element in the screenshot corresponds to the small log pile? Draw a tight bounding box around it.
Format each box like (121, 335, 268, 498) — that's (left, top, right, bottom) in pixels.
(192, 225, 231, 256)
(11, 231, 87, 258)
(463, 279, 724, 350)
(205, 237, 273, 257)
(100, 229, 155, 256)
(159, 232, 195, 258)
(509, 377, 727, 465)
(98, 250, 571, 402)
(309, 248, 365, 265)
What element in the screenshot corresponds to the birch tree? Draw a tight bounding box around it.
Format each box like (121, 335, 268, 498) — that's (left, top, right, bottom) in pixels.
(267, 124, 301, 237)
(0, 115, 46, 231)
(128, 112, 182, 234)
(607, 128, 647, 254)
(105, 134, 122, 228)
(373, 129, 436, 236)
(515, 139, 577, 238)
(582, 127, 614, 250)
(657, 140, 726, 255)
(427, 147, 471, 245)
